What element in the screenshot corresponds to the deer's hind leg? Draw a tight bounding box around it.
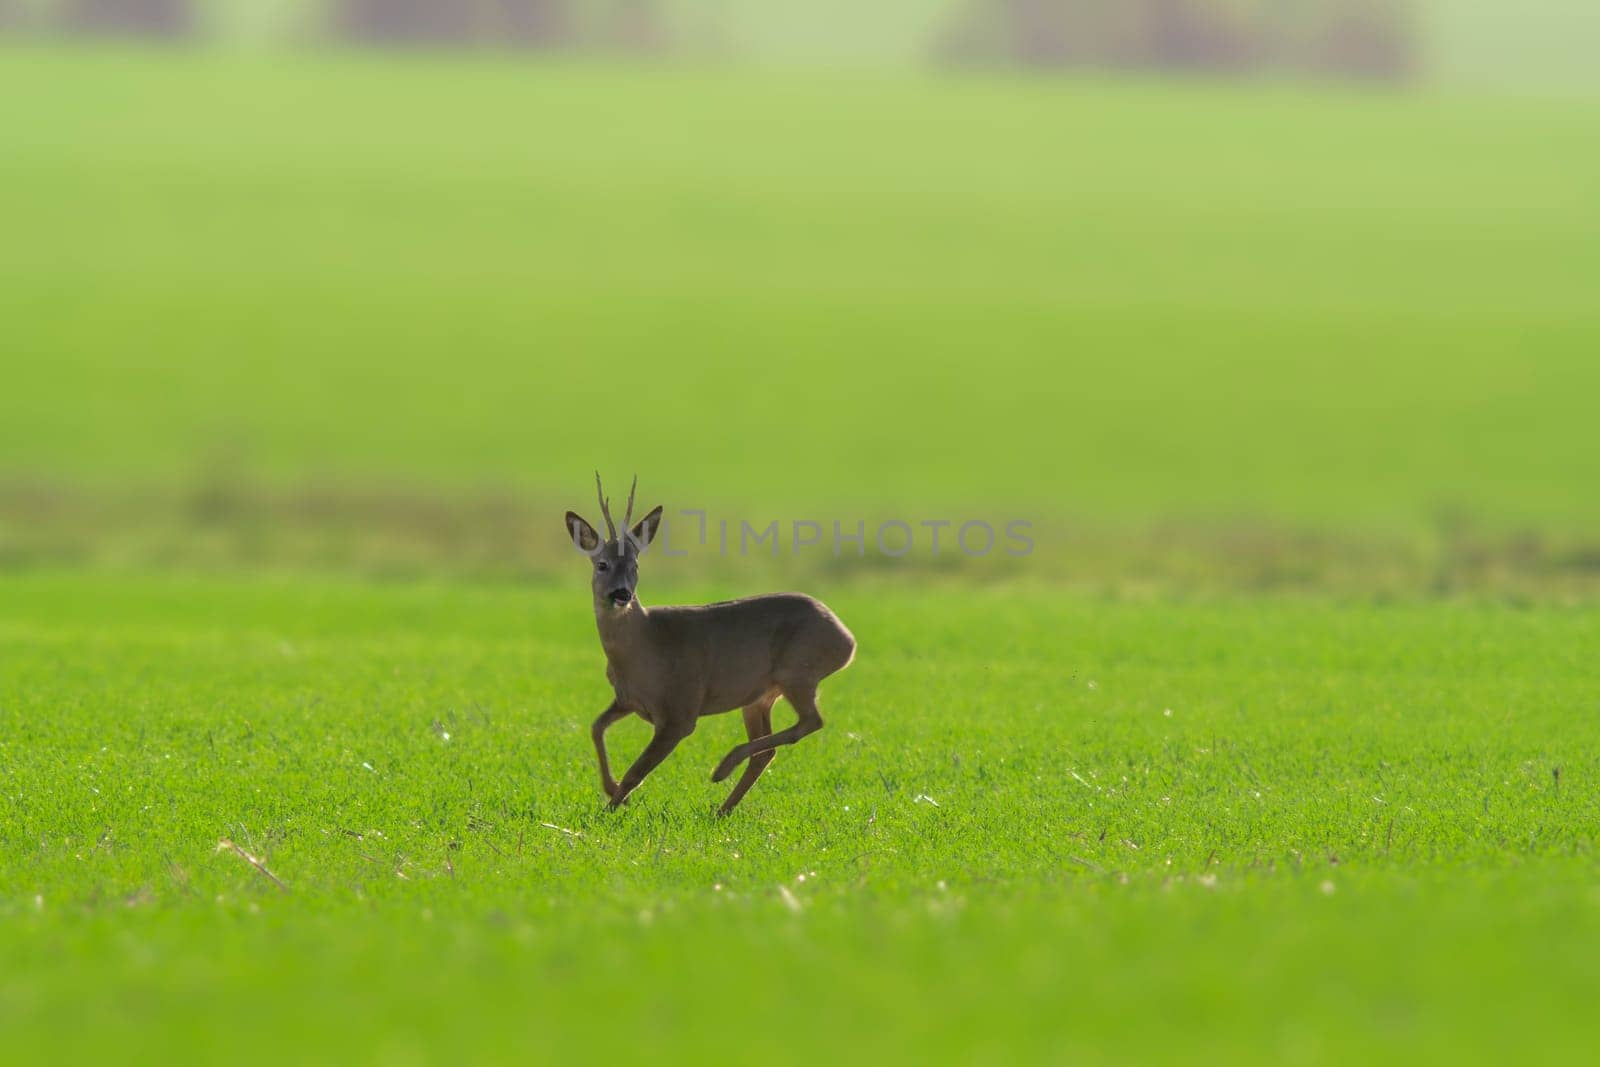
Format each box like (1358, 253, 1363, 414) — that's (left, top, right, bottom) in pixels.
(711, 681, 823, 784)
(717, 693, 778, 816)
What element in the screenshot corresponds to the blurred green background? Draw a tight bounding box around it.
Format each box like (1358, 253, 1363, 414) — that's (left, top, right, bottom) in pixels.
(2, 0, 1598, 591)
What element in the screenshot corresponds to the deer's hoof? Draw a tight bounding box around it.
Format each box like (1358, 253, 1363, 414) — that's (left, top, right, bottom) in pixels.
(711, 749, 744, 783)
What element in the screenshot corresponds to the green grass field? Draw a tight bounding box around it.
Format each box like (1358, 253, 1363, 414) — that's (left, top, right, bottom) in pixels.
(5, 573, 1598, 1062)
(3, 46, 1599, 1063)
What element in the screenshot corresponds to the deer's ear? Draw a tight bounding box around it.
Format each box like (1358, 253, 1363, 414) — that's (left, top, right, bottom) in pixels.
(630, 506, 664, 550)
(565, 511, 600, 553)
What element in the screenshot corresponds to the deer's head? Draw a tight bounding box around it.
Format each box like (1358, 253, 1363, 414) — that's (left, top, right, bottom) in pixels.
(566, 473, 664, 612)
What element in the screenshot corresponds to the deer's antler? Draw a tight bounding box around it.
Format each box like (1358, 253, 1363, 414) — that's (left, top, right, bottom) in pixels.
(622, 475, 638, 531)
(594, 471, 616, 541)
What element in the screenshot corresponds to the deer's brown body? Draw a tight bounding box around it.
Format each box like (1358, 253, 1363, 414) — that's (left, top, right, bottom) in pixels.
(569, 477, 855, 814)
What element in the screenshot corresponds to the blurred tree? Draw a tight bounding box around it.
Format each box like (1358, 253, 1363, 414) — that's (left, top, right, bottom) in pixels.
(1136, 0, 1263, 70)
(326, 0, 663, 51)
(500, 0, 573, 47)
(58, 0, 194, 37)
(1302, 0, 1415, 81)
(330, 0, 486, 45)
(934, 0, 1414, 81)
(601, 0, 664, 52)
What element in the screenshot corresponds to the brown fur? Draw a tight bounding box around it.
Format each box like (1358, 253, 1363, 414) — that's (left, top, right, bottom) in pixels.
(568, 478, 855, 814)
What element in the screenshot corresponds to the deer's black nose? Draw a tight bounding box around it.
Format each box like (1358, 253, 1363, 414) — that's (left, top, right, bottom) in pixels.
(608, 588, 633, 606)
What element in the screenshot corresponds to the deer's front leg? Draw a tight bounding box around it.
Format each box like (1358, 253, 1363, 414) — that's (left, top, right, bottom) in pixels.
(609, 719, 694, 810)
(591, 700, 631, 801)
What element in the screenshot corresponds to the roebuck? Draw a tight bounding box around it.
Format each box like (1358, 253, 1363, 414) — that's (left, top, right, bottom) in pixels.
(567, 475, 856, 814)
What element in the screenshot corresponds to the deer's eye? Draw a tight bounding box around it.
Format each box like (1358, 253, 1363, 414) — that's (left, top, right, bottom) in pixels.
(595, 560, 609, 573)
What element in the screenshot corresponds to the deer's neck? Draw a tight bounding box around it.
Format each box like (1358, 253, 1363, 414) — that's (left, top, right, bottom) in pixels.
(594, 599, 652, 665)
